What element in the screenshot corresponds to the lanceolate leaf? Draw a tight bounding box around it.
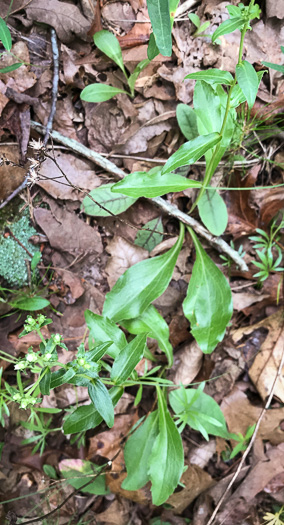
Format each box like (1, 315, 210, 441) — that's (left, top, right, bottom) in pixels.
(121, 304, 173, 367)
(0, 17, 12, 51)
(10, 296, 50, 311)
(63, 387, 123, 434)
(88, 380, 114, 428)
(212, 17, 244, 43)
(80, 84, 128, 103)
(185, 69, 234, 85)
(111, 168, 201, 198)
(94, 30, 127, 77)
(161, 133, 221, 175)
(235, 60, 259, 109)
(183, 228, 233, 353)
(147, 33, 160, 60)
(149, 387, 184, 505)
(147, 0, 172, 57)
(128, 59, 150, 92)
(122, 411, 159, 490)
(103, 224, 184, 322)
(111, 334, 147, 384)
(134, 217, 164, 252)
(188, 13, 200, 29)
(176, 104, 199, 141)
(262, 61, 284, 74)
(198, 189, 228, 236)
(85, 310, 127, 359)
(169, 0, 180, 27)
(0, 63, 22, 74)
(82, 184, 137, 217)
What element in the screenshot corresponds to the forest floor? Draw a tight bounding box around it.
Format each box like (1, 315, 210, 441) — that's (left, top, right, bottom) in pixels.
(0, 0, 284, 524)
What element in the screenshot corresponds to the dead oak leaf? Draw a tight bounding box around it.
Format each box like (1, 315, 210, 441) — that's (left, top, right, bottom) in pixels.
(105, 236, 148, 288)
(25, 0, 90, 44)
(233, 310, 284, 403)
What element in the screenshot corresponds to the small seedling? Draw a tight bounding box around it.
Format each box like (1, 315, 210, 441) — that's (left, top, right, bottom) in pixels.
(250, 215, 284, 283)
(0, 16, 24, 73)
(188, 12, 221, 43)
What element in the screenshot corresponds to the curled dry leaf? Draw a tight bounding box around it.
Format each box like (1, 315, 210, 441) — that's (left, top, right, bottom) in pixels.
(221, 384, 284, 445)
(105, 236, 148, 288)
(171, 340, 203, 385)
(232, 310, 284, 403)
(188, 440, 216, 469)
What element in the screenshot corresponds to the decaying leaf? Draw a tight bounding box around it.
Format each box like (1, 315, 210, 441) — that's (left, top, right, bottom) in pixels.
(105, 236, 148, 288)
(167, 464, 214, 513)
(232, 310, 284, 402)
(221, 384, 284, 445)
(171, 340, 203, 385)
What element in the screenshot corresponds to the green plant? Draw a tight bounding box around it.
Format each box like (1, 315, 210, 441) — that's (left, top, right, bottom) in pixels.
(188, 12, 221, 43)
(250, 215, 284, 282)
(228, 424, 256, 459)
(0, 15, 24, 73)
(3, 1, 272, 508)
(220, 240, 246, 274)
(262, 46, 284, 74)
(80, 30, 152, 102)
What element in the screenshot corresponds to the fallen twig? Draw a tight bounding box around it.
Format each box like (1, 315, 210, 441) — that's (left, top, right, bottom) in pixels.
(207, 316, 284, 525)
(30, 120, 248, 271)
(43, 28, 59, 147)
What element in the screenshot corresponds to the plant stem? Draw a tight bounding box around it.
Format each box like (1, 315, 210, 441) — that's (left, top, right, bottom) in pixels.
(191, 0, 255, 212)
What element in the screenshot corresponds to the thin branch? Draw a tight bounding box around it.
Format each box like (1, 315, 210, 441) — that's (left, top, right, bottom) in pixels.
(207, 317, 284, 525)
(30, 121, 249, 271)
(43, 28, 59, 147)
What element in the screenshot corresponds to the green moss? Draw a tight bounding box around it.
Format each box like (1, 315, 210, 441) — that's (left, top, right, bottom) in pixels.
(0, 213, 38, 287)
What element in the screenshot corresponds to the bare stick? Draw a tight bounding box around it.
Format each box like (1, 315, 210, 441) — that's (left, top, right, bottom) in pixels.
(43, 28, 59, 147)
(207, 319, 284, 525)
(30, 120, 249, 271)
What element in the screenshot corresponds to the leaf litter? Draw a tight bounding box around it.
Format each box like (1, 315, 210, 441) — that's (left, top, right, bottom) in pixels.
(0, 0, 283, 523)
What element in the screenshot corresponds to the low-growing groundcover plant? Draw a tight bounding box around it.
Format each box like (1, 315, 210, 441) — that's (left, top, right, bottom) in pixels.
(2, 0, 283, 512)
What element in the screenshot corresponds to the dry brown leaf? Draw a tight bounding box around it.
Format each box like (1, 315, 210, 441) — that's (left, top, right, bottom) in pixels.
(96, 499, 131, 525)
(216, 443, 284, 525)
(167, 464, 214, 513)
(225, 167, 260, 236)
(105, 236, 148, 288)
(232, 291, 269, 311)
(37, 152, 101, 201)
(266, 0, 284, 18)
(34, 96, 80, 141)
(171, 340, 203, 385)
(221, 384, 284, 445)
(232, 310, 284, 402)
(0, 145, 25, 202)
(169, 312, 191, 347)
(25, 0, 90, 44)
(34, 203, 103, 255)
(188, 440, 216, 469)
(251, 186, 284, 226)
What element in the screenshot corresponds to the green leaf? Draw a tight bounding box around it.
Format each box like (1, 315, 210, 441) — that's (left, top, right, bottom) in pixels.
(80, 84, 128, 103)
(147, 0, 172, 56)
(59, 459, 108, 495)
(10, 296, 50, 311)
(121, 304, 173, 367)
(188, 13, 200, 29)
(161, 133, 221, 175)
(81, 184, 137, 217)
(0, 17, 12, 51)
(198, 189, 228, 235)
(134, 217, 164, 252)
(147, 32, 160, 60)
(103, 224, 184, 323)
(88, 380, 114, 428)
(176, 104, 198, 141)
(111, 334, 147, 384)
(94, 30, 127, 77)
(31, 251, 41, 271)
(43, 464, 58, 479)
(63, 387, 123, 434)
(184, 69, 234, 85)
(39, 368, 51, 395)
(262, 61, 284, 73)
(122, 411, 159, 490)
(230, 84, 246, 107)
(85, 310, 127, 359)
(169, 0, 180, 26)
(226, 6, 241, 17)
(0, 63, 22, 74)
(149, 387, 184, 505)
(235, 60, 258, 109)
(111, 168, 201, 198)
(197, 21, 210, 34)
(169, 385, 229, 438)
(50, 368, 76, 389)
(183, 228, 233, 353)
(128, 59, 150, 93)
(212, 17, 244, 43)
